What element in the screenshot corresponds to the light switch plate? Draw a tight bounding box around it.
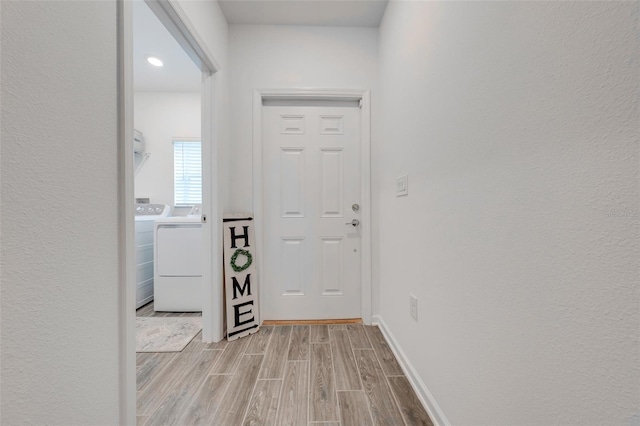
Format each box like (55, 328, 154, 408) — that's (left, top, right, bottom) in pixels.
(410, 294, 418, 320)
(396, 174, 408, 197)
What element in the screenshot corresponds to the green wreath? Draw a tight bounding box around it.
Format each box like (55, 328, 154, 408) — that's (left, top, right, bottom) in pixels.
(230, 248, 253, 272)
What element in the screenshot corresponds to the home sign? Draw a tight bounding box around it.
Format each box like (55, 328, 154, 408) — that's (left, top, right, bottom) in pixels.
(223, 216, 260, 341)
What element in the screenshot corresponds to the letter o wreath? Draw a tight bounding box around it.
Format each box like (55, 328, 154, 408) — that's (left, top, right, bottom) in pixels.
(230, 249, 253, 273)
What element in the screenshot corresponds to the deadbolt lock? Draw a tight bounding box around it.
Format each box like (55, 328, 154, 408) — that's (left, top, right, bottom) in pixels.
(352, 203, 360, 212)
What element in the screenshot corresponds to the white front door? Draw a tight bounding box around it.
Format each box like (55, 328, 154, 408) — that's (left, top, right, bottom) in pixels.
(262, 104, 362, 320)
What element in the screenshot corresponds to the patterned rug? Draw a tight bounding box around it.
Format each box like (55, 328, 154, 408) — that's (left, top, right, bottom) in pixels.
(136, 317, 202, 352)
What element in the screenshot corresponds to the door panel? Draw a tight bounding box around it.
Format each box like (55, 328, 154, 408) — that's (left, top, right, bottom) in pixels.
(281, 237, 305, 296)
(280, 148, 305, 217)
(263, 105, 361, 320)
(320, 148, 344, 217)
(320, 237, 343, 295)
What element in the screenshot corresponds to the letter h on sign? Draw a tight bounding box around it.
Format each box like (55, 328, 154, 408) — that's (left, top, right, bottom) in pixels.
(230, 226, 250, 248)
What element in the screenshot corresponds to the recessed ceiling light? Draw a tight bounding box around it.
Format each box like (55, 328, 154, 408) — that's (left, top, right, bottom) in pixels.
(146, 56, 163, 67)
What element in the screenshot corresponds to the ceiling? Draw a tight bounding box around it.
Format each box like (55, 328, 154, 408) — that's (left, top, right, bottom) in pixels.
(219, 0, 388, 27)
(133, 0, 388, 92)
(133, 1, 201, 92)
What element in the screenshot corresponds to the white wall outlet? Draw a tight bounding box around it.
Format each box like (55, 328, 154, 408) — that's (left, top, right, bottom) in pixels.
(396, 174, 408, 197)
(410, 294, 418, 321)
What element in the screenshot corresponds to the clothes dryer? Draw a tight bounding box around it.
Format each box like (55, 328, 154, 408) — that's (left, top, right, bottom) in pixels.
(153, 214, 202, 312)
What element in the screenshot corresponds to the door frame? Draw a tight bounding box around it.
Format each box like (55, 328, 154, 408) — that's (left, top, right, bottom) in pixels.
(252, 88, 372, 324)
(118, 1, 223, 423)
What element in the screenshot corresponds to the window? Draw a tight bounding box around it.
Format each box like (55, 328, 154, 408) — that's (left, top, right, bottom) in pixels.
(173, 140, 202, 205)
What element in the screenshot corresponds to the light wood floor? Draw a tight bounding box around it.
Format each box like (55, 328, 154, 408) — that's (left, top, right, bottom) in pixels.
(136, 302, 433, 426)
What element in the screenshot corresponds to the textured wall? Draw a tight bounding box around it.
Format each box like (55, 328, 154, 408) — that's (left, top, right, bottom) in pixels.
(134, 91, 201, 207)
(376, 1, 639, 424)
(1, 1, 120, 424)
(228, 24, 379, 213)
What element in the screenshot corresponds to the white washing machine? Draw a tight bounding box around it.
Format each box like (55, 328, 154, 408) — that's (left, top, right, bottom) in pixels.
(135, 203, 170, 308)
(153, 209, 203, 312)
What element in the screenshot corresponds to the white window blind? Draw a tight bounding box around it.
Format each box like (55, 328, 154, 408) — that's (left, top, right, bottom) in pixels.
(173, 140, 202, 206)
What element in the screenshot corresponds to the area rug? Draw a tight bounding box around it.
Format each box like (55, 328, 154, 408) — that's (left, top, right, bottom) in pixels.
(136, 317, 202, 353)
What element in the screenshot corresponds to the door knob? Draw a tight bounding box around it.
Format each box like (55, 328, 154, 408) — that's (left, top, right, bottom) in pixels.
(346, 219, 360, 227)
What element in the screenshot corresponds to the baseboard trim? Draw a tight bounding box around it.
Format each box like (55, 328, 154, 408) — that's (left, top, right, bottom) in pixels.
(372, 314, 450, 426)
(262, 318, 363, 326)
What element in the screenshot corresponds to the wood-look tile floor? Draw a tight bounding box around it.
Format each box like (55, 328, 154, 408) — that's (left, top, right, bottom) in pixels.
(136, 302, 433, 426)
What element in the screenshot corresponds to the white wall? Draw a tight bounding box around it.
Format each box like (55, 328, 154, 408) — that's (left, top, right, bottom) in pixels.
(376, 1, 639, 425)
(134, 91, 201, 207)
(0, 1, 121, 424)
(228, 24, 378, 213)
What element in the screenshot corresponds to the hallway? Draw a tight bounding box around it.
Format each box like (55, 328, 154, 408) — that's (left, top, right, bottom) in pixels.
(137, 304, 432, 425)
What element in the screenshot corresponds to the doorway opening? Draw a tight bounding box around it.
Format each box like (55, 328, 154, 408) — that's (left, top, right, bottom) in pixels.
(118, 0, 223, 423)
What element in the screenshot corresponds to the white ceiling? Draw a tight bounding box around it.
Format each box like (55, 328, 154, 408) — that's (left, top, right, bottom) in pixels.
(133, 0, 388, 92)
(133, 1, 201, 92)
(219, 0, 388, 27)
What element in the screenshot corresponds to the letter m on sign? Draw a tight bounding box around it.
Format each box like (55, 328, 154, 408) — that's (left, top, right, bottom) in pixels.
(232, 274, 252, 299)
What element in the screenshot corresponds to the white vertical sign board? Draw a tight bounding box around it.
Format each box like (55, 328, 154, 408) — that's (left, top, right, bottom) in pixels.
(223, 217, 259, 341)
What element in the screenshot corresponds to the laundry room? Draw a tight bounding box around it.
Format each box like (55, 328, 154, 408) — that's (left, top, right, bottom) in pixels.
(132, 0, 204, 311)
(134, 91, 201, 212)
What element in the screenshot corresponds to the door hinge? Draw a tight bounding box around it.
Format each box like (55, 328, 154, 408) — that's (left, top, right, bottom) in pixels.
(359, 99, 363, 109)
